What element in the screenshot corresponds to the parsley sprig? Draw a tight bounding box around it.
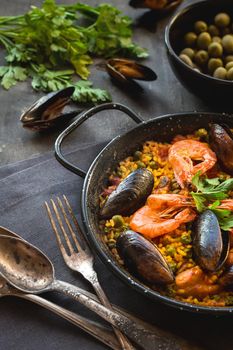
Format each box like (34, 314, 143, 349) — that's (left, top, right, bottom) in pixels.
(0, 0, 148, 103)
(191, 172, 233, 230)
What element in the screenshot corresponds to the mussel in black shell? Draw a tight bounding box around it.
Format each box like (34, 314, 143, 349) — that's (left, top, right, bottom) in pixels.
(210, 123, 233, 175)
(116, 230, 174, 284)
(129, 0, 182, 13)
(20, 86, 80, 131)
(219, 265, 233, 287)
(106, 58, 157, 91)
(100, 168, 154, 219)
(193, 210, 229, 272)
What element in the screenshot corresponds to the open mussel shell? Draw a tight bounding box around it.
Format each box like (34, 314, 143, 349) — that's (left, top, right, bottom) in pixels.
(106, 58, 157, 91)
(116, 230, 174, 284)
(129, 0, 182, 13)
(21, 110, 80, 131)
(209, 123, 233, 175)
(20, 86, 75, 131)
(193, 210, 230, 272)
(100, 168, 154, 219)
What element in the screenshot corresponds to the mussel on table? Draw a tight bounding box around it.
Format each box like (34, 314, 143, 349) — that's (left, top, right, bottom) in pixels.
(210, 123, 233, 175)
(100, 168, 154, 219)
(193, 210, 229, 272)
(116, 230, 174, 284)
(129, 0, 182, 12)
(106, 58, 157, 91)
(20, 87, 80, 131)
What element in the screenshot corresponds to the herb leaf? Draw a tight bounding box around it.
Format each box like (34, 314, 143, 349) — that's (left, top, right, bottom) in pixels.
(0, 0, 148, 98)
(191, 172, 233, 230)
(72, 81, 111, 103)
(190, 192, 207, 212)
(215, 178, 233, 192)
(0, 65, 27, 89)
(209, 208, 233, 231)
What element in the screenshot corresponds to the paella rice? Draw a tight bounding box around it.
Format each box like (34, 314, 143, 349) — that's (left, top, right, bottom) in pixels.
(99, 126, 233, 307)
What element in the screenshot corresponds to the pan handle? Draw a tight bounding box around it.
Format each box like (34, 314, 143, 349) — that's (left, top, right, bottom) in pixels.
(55, 102, 143, 178)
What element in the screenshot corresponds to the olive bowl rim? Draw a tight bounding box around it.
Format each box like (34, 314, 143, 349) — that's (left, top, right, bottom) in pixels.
(81, 111, 233, 316)
(165, 0, 233, 86)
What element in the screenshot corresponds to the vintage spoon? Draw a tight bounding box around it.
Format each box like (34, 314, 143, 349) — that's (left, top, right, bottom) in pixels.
(0, 227, 119, 349)
(0, 234, 200, 350)
(0, 226, 156, 326)
(0, 236, 171, 350)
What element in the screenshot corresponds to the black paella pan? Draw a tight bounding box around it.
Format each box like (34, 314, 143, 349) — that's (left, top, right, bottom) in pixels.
(55, 102, 233, 315)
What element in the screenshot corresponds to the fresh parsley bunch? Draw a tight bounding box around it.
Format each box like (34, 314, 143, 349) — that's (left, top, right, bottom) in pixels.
(191, 172, 233, 230)
(0, 0, 148, 103)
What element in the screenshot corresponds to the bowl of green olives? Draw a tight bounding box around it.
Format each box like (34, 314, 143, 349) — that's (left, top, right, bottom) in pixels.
(165, 0, 233, 103)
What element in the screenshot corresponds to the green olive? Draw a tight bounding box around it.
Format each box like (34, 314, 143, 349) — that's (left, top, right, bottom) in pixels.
(197, 32, 211, 49)
(184, 32, 197, 47)
(225, 61, 233, 70)
(179, 54, 193, 67)
(194, 21, 208, 34)
(226, 67, 233, 80)
(213, 67, 227, 79)
(208, 25, 220, 36)
(222, 35, 233, 53)
(194, 50, 209, 65)
(225, 55, 233, 63)
(208, 42, 223, 57)
(214, 13, 231, 28)
(208, 58, 223, 73)
(180, 48, 195, 60)
(212, 36, 222, 44)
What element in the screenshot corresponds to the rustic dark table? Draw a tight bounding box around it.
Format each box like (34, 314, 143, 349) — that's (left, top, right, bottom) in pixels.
(0, 1, 232, 350)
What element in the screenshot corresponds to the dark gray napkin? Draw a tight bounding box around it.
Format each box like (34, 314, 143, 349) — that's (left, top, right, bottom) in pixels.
(1, 144, 233, 350)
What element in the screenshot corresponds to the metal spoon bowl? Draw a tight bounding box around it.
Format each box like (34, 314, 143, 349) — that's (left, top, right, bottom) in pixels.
(0, 235, 54, 292)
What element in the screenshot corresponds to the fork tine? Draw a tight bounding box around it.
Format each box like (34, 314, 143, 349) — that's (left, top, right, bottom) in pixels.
(63, 195, 89, 250)
(50, 199, 75, 255)
(56, 197, 83, 252)
(45, 201, 71, 257)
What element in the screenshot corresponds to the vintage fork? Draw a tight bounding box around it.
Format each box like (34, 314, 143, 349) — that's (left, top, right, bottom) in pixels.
(45, 195, 135, 350)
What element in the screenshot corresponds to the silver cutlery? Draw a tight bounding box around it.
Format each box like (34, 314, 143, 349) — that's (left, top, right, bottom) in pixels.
(45, 195, 134, 350)
(0, 228, 202, 350)
(0, 276, 119, 349)
(0, 233, 188, 350)
(0, 226, 118, 349)
(0, 226, 159, 332)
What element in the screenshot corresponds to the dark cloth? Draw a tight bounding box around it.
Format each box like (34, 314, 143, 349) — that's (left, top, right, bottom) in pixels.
(0, 145, 233, 350)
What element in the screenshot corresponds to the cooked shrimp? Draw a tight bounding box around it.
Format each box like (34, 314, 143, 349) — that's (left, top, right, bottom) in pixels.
(226, 249, 233, 266)
(217, 199, 233, 211)
(175, 266, 222, 297)
(168, 139, 217, 188)
(147, 194, 194, 211)
(130, 206, 196, 238)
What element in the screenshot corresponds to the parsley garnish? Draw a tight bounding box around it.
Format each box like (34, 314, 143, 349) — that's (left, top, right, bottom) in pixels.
(0, 0, 148, 103)
(0, 65, 27, 89)
(191, 172, 233, 230)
